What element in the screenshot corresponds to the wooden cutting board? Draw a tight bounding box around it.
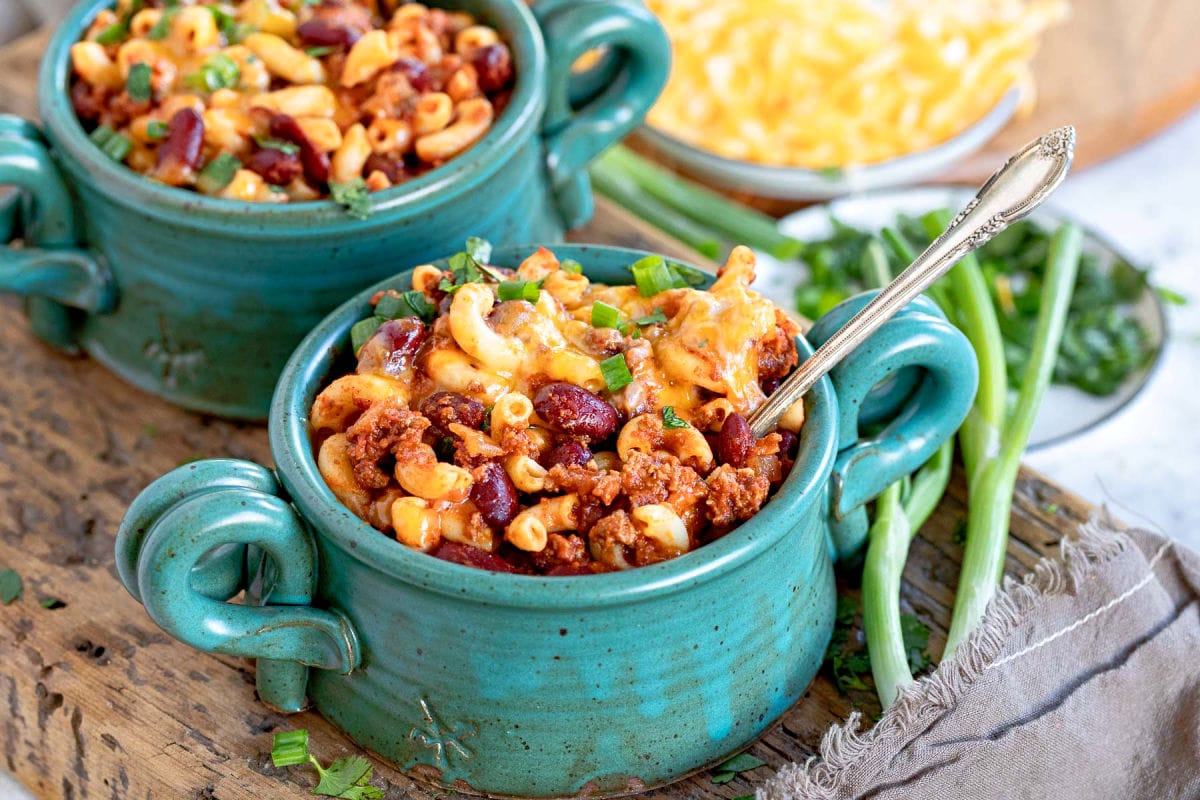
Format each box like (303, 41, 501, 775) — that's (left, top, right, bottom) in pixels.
(944, 0, 1200, 183)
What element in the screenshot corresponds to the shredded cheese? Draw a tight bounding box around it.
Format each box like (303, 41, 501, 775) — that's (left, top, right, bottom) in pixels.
(645, 0, 1069, 168)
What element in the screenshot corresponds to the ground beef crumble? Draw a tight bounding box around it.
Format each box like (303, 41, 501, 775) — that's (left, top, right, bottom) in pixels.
(705, 464, 770, 527)
(345, 401, 431, 489)
(620, 451, 708, 513)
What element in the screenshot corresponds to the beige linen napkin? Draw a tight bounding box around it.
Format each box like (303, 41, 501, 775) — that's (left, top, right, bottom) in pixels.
(761, 520, 1200, 800)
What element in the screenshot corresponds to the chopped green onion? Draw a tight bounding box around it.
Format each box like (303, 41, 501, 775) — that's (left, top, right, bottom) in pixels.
(590, 301, 621, 329)
(330, 179, 372, 220)
(146, 120, 169, 139)
(661, 406, 689, 429)
(466, 236, 492, 265)
(196, 153, 242, 193)
(270, 730, 311, 768)
(207, 5, 240, 39)
(304, 45, 338, 57)
(599, 354, 633, 391)
(629, 255, 676, 297)
(126, 62, 153, 102)
(185, 53, 241, 92)
(90, 125, 132, 162)
(254, 135, 300, 155)
(147, 10, 176, 40)
(350, 317, 383, 354)
(95, 22, 128, 45)
(560, 258, 583, 274)
(375, 290, 436, 323)
(497, 280, 540, 303)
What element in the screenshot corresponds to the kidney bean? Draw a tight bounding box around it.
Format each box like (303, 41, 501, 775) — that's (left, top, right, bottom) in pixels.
(390, 57, 435, 93)
(420, 391, 486, 436)
(358, 317, 426, 375)
(471, 43, 513, 92)
(533, 383, 619, 440)
(247, 147, 303, 186)
(431, 540, 517, 573)
(471, 462, 519, 529)
(269, 113, 330, 185)
(777, 429, 799, 478)
(541, 440, 592, 469)
(716, 413, 754, 468)
(363, 153, 407, 185)
(760, 376, 782, 395)
(155, 108, 204, 185)
(297, 19, 360, 48)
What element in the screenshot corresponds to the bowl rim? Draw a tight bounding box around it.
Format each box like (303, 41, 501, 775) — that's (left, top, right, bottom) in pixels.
(38, 0, 548, 231)
(634, 88, 1021, 197)
(269, 243, 840, 609)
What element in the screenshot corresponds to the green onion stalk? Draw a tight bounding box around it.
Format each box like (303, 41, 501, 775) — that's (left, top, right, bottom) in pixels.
(858, 238, 955, 706)
(943, 221, 1083, 655)
(590, 145, 804, 260)
(588, 155, 724, 260)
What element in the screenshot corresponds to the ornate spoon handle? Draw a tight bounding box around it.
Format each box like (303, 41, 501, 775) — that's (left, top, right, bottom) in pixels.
(748, 126, 1076, 438)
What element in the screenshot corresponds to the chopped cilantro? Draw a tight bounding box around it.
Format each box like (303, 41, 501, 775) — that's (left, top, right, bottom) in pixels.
(661, 406, 689, 429)
(146, 120, 169, 139)
(254, 135, 300, 155)
(710, 753, 766, 784)
(270, 731, 383, 799)
(305, 45, 339, 57)
(184, 53, 241, 92)
(196, 153, 242, 193)
(375, 290, 436, 323)
(330, 179, 372, 220)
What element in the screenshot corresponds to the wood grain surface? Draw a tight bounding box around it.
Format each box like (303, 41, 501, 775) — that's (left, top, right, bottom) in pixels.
(0, 21, 1107, 800)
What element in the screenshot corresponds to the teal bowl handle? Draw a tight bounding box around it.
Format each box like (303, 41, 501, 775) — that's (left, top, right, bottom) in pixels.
(810, 292, 978, 561)
(0, 115, 116, 350)
(118, 459, 361, 712)
(535, 0, 670, 229)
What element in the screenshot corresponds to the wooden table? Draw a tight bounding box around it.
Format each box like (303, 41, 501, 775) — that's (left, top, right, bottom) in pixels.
(0, 29, 1099, 800)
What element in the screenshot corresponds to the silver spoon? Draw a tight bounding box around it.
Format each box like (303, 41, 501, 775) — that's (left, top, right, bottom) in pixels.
(748, 125, 1077, 438)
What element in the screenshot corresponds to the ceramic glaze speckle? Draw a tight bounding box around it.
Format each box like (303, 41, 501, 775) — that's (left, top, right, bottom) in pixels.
(0, 0, 670, 419)
(115, 246, 977, 797)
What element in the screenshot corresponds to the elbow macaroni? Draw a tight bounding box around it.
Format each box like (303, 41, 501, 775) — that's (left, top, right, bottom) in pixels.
(69, 1, 515, 203)
(312, 243, 806, 575)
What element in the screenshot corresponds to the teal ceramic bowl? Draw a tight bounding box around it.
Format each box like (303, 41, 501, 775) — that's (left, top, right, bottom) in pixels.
(114, 245, 977, 797)
(0, 0, 669, 420)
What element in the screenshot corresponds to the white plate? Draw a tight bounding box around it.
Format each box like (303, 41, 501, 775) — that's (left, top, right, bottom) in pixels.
(753, 187, 1167, 450)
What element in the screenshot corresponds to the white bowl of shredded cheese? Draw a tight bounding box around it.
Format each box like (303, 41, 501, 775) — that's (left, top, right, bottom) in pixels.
(636, 0, 1066, 200)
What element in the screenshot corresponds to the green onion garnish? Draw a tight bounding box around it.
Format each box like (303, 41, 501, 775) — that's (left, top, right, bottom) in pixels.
(126, 62, 153, 102)
(270, 730, 311, 768)
(497, 280, 540, 303)
(376, 290, 436, 323)
(254, 135, 300, 155)
(560, 258, 583, 274)
(661, 406, 689, 429)
(667, 261, 709, 288)
(599, 354, 633, 391)
(196, 153, 242, 193)
(304, 45, 338, 57)
(591, 301, 621, 329)
(184, 53, 241, 92)
(146, 120, 169, 139)
(147, 10, 176, 41)
(90, 125, 132, 162)
(350, 317, 383, 354)
(95, 22, 127, 45)
(330, 179, 372, 220)
(207, 5, 239, 38)
(630, 255, 676, 297)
